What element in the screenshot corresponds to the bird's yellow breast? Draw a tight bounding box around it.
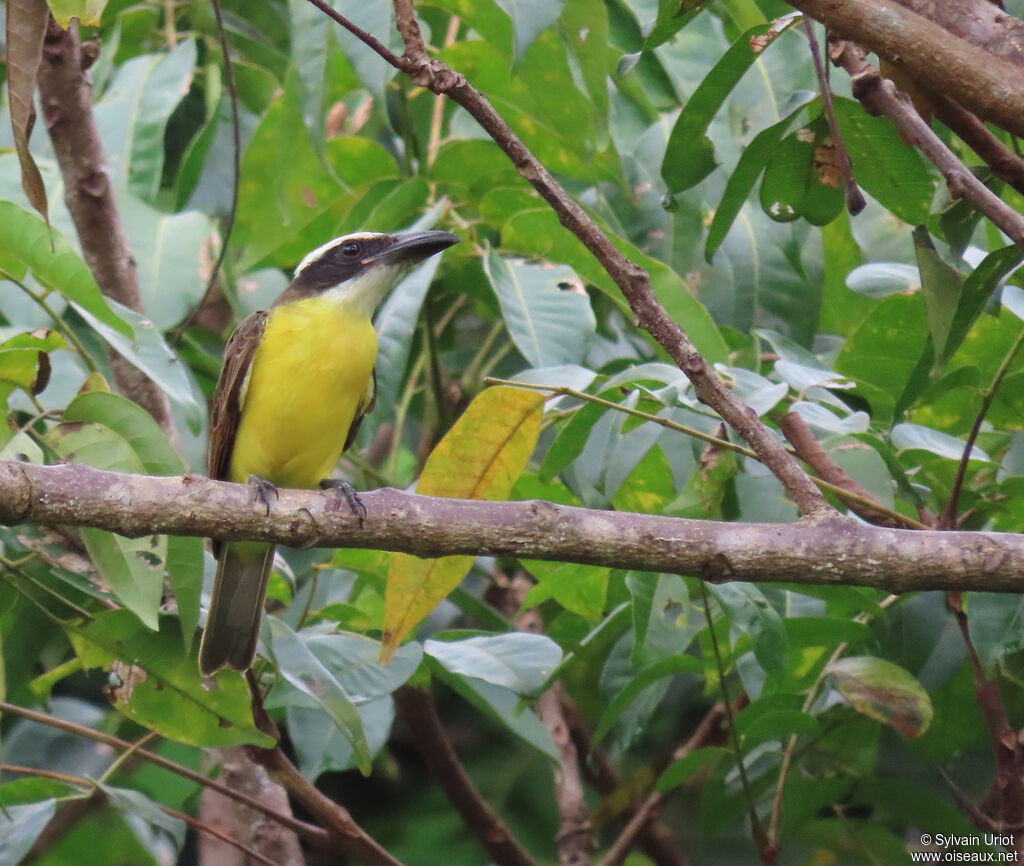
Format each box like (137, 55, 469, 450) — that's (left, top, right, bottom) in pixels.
(228, 293, 377, 489)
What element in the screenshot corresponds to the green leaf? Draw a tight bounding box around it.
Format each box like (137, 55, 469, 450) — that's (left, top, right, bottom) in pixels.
(846, 262, 919, 298)
(234, 75, 398, 270)
(540, 399, 607, 484)
(709, 582, 787, 675)
(523, 562, 609, 621)
(836, 294, 930, 422)
(483, 252, 596, 368)
(760, 118, 843, 227)
(98, 784, 186, 848)
(706, 94, 816, 261)
(70, 298, 204, 432)
(63, 390, 182, 475)
(833, 96, 935, 225)
(734, 695, 819, 745)
(165, 535, 204, 656)
(424, 633, 562, 694)
(330, 0, 397, 96)
(267, 618, 372, 775)
(643, 0, 703, 50)
(47, 0, 108, 27)
(891, 422, 992, 463)
(940, 245, 1023, 371)
(628, 573, 695, 666)
(494, 0, 567, 62)
(120, 197, 213, 331)
(374, 244, 444, 416)
(288, 0, 331, 148)
(80, 528, 165, 630)
(593, 653, 702, 744)
(913, 227, 962, 369)
(94, 40, 197, 202)
(661, 15, 801, 194)
(966, 593, 1024, 676)
(269, 632, 423, 707)
(0, 779, 73, 809)
(0, 202, 132, 338)
(657, 746, 728, 793)
(69, 611, 275, 747)
(826, 656, 933, 738)
(0, 800, 58, 864)
(427, 661, 557, 760)
(286, 699, 394, 780)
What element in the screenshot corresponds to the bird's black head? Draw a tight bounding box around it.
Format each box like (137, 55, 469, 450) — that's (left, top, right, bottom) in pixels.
(282, 231, 461, 309)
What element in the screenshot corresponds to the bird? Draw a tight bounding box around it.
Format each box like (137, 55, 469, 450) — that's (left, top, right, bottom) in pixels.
(199, 229, 461, 675)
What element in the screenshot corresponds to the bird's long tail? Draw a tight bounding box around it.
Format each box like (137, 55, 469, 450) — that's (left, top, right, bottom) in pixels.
(199, 542, 275, 675)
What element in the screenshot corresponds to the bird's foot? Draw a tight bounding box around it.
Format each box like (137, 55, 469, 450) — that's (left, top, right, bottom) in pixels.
(248, 474, 279, 515)
(320, 479, 367, 526)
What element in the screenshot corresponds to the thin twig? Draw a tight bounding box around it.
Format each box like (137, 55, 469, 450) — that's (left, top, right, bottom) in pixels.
(696, 580, 773, 864)
(597, 703, 732, 866)
(168, 0, 241, 348)
(767, 594, 899, 844)
(3, 763, 282, 866)
(948, 592, 1024, 836)
(941, 323, 1024, 528)
(486, 376, 927, 530)
(803, 19, 865, 214)
(0, 700, 330, 844)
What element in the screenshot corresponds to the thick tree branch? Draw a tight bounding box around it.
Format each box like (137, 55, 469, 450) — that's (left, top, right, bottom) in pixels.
(2, 461, 1024, 592)
(36, 18, 175, 435)
(309, 0, 828, 519)
(513, 582, 594, 866)
(828, 38, 1024, 251)
(786, 0, 1024, 138)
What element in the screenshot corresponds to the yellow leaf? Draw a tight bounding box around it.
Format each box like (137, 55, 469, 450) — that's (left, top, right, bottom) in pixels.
(381, 387, 544, 662)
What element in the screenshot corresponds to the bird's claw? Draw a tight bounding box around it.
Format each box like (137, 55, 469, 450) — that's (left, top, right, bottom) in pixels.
(248, 475, 279, 516)
(319, 479, 367, 526)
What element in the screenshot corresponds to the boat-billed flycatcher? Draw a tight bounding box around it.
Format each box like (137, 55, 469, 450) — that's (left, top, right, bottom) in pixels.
(199, 229, 460, 676)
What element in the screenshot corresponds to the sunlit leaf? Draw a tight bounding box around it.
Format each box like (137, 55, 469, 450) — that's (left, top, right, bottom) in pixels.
(382, 387, 544, 660)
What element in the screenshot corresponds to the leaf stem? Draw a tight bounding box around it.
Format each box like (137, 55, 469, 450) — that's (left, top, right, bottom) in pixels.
(696, 578, 771, 860)
(485, 376, 928, 530)
(942, 318, 1024, 527)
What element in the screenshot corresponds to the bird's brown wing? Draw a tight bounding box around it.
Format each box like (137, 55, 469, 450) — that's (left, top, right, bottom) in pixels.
(343, 367, 376, 453)
(208, 310, 268, 486)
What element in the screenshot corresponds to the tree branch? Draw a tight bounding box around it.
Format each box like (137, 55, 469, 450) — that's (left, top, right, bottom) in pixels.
(786, 0, 1024, 139)
(513, 583, 594, 866)
(394, 686, 540, 866)
(2, 460, 1024, 593)
(36, 18, 175, 435)
(827, 37, 1024, 252)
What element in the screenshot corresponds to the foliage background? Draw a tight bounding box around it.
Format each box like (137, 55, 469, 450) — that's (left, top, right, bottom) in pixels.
(1, 0, 1024, 863)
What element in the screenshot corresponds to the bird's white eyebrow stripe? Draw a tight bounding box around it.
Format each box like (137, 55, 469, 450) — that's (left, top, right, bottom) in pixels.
(293, 232, 384, 276)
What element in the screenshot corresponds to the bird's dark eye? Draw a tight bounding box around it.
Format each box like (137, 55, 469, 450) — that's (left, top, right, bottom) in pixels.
(340, 241, 361, 257)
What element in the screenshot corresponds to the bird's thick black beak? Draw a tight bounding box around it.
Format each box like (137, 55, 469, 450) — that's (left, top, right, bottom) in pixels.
(368, 230, 461, 265)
